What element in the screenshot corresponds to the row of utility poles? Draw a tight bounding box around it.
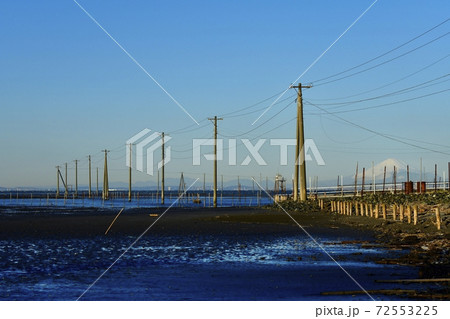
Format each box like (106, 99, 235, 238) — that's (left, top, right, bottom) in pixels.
(55, 83, 310, 206)
(56, 133, 168, 203)
(56, 156, 100, 199)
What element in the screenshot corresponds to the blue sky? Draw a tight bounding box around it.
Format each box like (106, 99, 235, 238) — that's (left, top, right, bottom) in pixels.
(0, 0, 449, 188)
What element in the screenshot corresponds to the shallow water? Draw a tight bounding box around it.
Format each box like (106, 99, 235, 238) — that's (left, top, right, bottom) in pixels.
(0, 195, 273, 209)
(0, 232, 423, 301)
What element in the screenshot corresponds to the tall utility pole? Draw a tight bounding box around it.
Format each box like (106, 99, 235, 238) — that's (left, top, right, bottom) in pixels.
(128, 143, 132, 202)
(354, 162, 358, 195)
(161, 132, 166, 205)
(56, 166, 60, 198)
(291, 83, 312, 201)
(88, 155, 92, 198)
(102, 150, 109, 200)
(64, 162, 68, 197)
(74, 159, 78, 198)
(208, 116, 223, 208)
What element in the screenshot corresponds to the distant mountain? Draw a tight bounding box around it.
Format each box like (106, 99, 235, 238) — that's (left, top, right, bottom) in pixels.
(363, 158, 428, 183)
(372, 158, 408, 178)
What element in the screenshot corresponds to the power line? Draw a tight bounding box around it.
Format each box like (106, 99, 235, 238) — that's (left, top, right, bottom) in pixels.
(311, 18, 450, 84)
(318, 112, 377, 145)
(305, 87, 450, 115)
(313, 31, 450, 87)
(307, 100, 450, 155)
(171, 111, 297, 160)
(222, 94, 296, 119)
(219, 99, 295, 138)
(310, 53, 450, 101)
(219, 90, 287, 117)
(171, 100, 296, 158)
(319, 111, 449, 149)
(384, 135, 450, 150)
(170, 90, 291, 134)
(309, 74, 450, 107)
(168, 93, 296, 135)
(253, 0, 379, 127)
(169, 119, 209, 135)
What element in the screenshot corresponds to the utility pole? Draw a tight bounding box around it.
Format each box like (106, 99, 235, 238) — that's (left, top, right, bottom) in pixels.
(64, 162, 68, 197)
(88, 155, 92, 198)
(56, 166, 60, 198)
(354, 162, 358, 195)
(208, 116, 223, 208)
(161, 132, 165, 205)
(128, 143, 133, 202)
(291, 83, 312, 201)
(102, 150, 109, 200)
(74, 159, 78, 198)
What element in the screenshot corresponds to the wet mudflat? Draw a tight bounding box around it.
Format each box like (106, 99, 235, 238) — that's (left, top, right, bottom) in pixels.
(0, 206, 443, 300)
